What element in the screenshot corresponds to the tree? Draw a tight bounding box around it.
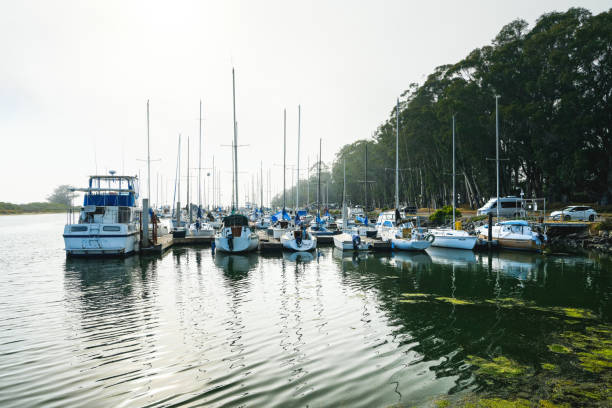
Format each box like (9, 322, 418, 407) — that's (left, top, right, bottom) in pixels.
(47, 185, 76, 207)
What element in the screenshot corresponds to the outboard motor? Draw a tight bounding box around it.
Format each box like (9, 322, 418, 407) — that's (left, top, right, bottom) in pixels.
(227, 230, 234, 251)
(296, 231, 303, 247)
(352, 234, 361, 250)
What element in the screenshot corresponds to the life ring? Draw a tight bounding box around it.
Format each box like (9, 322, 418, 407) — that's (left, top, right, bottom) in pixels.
(425, 234, 435, 243)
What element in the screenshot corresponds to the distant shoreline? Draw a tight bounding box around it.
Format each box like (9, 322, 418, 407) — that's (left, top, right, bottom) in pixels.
(0, 210, 68, 216)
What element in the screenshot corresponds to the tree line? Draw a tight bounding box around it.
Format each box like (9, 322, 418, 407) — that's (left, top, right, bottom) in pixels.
(273, 8, 611, 210)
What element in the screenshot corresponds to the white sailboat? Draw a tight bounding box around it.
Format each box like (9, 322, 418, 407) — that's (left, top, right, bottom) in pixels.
(214, 68, 259, 253)
(189, 100, 215, 237)
(271, 109, 291, 240)
(334, 160, 371, 251)
(387, 98, 432, 251)
(282, 106, 316, 252)
(430, 115, 477, 250)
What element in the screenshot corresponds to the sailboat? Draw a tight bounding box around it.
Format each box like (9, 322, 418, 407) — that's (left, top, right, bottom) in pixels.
(309, 139, 337, 237)
(281, 114, 317, 252)
(214, 68, 259, 253)
(387, 98, 432, 251)
(355, 144, 377, 238)
(430, 115, 477, 250)
(189, 100, 215, 237)
(271, 109, 291, 239)
(334, 160, 371, 251)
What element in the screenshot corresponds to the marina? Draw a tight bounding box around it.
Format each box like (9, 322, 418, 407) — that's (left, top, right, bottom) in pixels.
(0, 213, 610, 408)
(3, 3, 611, 407)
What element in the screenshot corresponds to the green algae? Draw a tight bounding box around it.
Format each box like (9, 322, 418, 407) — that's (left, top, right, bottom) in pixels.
(435, 297, 475, 305)
(467, 355, 528, 379)
(541, 363, 558, 372)
(398, 299, 423, 304)
(434, 399, 450, 408)
(549, 379, 611, 404)
(400, 293, 431, 298)
(559, 307, 597, 319)
(577, 349, 612, 373)
(547, 344, 571, 354)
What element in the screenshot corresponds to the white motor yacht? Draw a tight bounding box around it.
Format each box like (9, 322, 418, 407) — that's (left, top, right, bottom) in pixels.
(477, 220, 546, 252)
(63, 173, 140, 257)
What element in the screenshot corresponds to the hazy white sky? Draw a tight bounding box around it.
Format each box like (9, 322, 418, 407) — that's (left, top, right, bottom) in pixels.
(1, 0, 608, 205)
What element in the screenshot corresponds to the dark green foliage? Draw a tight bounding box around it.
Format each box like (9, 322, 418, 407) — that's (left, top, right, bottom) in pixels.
(272, 8, 612, 210)
(429, 205, 462, 225)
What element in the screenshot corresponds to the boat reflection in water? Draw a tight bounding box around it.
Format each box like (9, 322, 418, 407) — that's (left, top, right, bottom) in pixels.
(213, 252, 259, 274)
(389, 251, 432, 271)
(426, 247, 476, 266)
(475, 251, 543, 281)
(282, 251, 315, 263)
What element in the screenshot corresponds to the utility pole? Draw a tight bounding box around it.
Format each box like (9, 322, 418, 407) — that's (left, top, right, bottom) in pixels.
(452, 114, 456, 227)
(395, 98, 400, 209)
(495, 95, 500, 219)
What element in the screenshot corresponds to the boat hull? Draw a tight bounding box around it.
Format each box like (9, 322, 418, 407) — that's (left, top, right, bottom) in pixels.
(478, 234, 542, 251)
(391, 238, 431, 251)
(431, 234, 477, 250)
(333, 233, 371, 251)
(280, 237, 317, 251)
(64, 232, 139, 257)
(215, 233, 259, 253)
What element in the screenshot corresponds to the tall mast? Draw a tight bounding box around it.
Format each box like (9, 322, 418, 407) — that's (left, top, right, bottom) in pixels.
(318, 138, 321, 217)
(177, 134, 181, 211)
(452, 114, 456, 228)
(495, 95, 500, 219)
(260, 161, 263, 209)
(296, 105, 301, 209)
(395, 98, 399, 209)
(147, 100, 151, 200)
(283, 108, 286, 211)
(364, 144, 368, 211)
(212, 155, 215, 209)
(342, 159, 347, 230)
(187, 136, 190, 221)
(307, 156, 310, 207)
(232, 68, 239, 210)
(198, 100, 202, 211)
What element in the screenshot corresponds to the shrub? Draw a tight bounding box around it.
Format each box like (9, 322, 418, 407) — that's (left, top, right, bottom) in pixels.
(429, 205, 462, 225)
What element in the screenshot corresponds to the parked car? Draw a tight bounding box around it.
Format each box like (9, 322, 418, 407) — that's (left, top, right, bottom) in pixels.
(477, 196, 526, 218)
(550, 206, 597, 222)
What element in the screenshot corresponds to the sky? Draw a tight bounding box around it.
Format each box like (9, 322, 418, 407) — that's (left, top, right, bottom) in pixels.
(1, 0, 608, 206)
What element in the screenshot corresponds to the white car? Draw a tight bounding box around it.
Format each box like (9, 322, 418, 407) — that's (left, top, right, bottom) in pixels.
(550, 206, 597, 222)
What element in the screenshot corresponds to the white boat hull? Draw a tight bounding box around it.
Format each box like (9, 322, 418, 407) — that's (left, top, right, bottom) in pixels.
(280, 230, 317, 251)
(64, 224, 139, 257)
(333, 233, 371, 251)
(430, 230, 477, 250)
(215, 227, 259, 253)
(391, 238, 431, 251)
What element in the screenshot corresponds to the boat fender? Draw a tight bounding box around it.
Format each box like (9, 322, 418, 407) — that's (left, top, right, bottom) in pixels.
(211, 241, 216, 254)
(425, 234, 435, 243)
(352, 235, 361, 249)
(296, 233, 302, 247)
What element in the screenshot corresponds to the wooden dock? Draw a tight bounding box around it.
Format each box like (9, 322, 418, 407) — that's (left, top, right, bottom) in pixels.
(173, 236, 214, 245)
(140, 233, 174, 255)
(257, 231, 283, 252)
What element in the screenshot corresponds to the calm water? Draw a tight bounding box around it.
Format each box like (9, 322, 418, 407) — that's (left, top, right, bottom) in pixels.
(0, 214, 610, 407)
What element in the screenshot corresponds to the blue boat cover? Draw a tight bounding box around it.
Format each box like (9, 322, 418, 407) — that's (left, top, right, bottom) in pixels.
(499, 220, 528, 226)
(84, 194, 135, 207)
